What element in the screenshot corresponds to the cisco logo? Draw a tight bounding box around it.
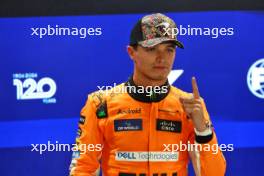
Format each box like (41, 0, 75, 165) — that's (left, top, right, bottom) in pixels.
(13, 73, 57, 103)
(247, 58, 264, 99)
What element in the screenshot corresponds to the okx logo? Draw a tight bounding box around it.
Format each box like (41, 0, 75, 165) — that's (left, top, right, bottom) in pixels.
(13, 73, 57, 103)
(247, 58, 264, 99)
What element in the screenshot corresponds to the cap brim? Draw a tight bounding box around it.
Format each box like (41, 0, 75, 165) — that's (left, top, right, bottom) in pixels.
(138, 38, 184, 49)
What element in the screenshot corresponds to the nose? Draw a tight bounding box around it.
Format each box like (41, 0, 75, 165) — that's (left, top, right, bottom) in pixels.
(156, 49, 166, 63)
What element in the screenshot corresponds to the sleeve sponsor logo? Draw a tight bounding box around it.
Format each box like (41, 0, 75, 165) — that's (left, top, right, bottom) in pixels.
(79, 115, 85, 125)
(76, 128, 82, 138)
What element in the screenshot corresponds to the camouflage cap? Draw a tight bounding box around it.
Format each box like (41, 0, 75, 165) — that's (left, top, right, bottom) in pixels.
(130, 13, 184, 48)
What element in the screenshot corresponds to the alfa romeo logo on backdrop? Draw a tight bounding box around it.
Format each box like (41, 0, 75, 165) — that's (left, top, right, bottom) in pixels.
(247, 58, 264, 99)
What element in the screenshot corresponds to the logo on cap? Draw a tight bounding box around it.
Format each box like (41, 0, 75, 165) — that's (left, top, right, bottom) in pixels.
(156, 22, 170, 29)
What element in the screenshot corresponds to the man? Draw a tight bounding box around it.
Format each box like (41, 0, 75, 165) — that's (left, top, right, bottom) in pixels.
(69, 13, 226, 176)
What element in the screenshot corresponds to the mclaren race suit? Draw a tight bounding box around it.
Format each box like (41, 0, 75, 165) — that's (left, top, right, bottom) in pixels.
(69, 78, 226, 176)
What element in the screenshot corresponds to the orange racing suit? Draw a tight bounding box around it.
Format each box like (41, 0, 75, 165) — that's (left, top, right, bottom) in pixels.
(69, 77, 226, 176)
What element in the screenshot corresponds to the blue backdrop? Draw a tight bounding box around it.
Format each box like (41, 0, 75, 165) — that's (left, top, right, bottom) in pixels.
(0, 11, 264, 175)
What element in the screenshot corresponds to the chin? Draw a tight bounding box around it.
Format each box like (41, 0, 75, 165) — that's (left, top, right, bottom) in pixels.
(150, 74, 168, 81)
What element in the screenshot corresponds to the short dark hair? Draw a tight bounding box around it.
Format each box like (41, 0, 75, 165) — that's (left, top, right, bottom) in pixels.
(129, 44, 138, 50)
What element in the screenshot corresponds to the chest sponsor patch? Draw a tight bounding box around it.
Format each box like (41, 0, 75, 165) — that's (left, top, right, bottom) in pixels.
(156, 119, 182, 133)
(115, 151, 179, 162)
(114, 119, 142, 132)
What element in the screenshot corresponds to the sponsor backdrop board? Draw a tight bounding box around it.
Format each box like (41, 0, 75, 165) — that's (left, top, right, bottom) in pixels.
(0, 11, 264, 175)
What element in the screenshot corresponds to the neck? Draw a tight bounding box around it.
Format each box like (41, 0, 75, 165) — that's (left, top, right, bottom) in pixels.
(133, 71, 167, 87)
(125, 76, 171, 103)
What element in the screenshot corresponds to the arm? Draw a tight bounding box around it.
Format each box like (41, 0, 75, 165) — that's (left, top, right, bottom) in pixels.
(188, 100, 226, 176)
(181, 77, 226, 175)
(69, 95, 104, 176)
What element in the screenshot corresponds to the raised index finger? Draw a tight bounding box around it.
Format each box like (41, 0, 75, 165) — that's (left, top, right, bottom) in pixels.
(192, 77, 200, 99)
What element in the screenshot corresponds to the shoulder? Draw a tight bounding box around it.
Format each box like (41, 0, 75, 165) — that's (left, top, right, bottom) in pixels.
(88, 83, 126, 107)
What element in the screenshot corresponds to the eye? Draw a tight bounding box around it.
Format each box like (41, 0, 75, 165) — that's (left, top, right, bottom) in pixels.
(167, 47, 175, 53)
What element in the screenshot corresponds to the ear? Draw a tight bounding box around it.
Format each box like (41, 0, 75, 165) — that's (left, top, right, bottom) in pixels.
(127, 45, 136, 61)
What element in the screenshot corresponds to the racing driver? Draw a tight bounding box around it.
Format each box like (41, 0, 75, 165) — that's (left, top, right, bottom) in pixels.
(69, 13, 226, 176)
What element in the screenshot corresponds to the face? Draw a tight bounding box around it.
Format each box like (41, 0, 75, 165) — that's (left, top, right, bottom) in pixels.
(127, 42, 176, 83)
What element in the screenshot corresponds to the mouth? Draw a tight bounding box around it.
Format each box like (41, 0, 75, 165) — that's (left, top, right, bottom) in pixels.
(153, 66, 168, 70)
